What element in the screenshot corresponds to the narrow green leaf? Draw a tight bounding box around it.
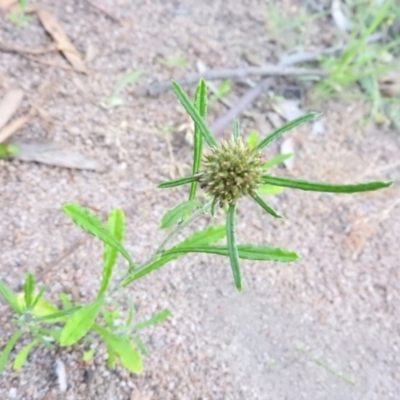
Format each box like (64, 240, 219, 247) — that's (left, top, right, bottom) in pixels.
(257, 184, 284, 195)
(13, 339, 39, 370)
(160, 200, 201, 230)
(263, 153, 293, 170)
(257, 112, 321, 151)
(262, 175, 393, 193)
(210, 197, 218, 217)
(31, 285, 47, 310)
(227, 204, 242, 291)
(0, 143, 17, 158)
(0, 280, 22, 314)
(247, 131, 259, 149)
(126, 299, 135, 326)
(0, 330, 23, 374)
(94, 325, 143, 374)
(123, 225, 226, 285)
(133, 309, 171, 330)
(210, 79, 231, 102)
(123, 253, 179, 286)
(171, 80, 218, 147)
(23, 273, 35, 309)
(176, 225, 226, 248)
(189, 79, 207, 200)
(165, 244, 299, 262)
(36, 306, 82, 322)
(63, 204, 135, 269)
(59, 293, 72, 310)
(115, 70, 143, 93)
(60, 300, 103, 346)
(158, 174, 200, 189)
(233, 119, 240, 140)
(252, 193, 283, 218)
(107, 345, 116, 369)
(131, 336, 149, 356)
(99, 208, 126, 298)
(30, 331, 55, 350)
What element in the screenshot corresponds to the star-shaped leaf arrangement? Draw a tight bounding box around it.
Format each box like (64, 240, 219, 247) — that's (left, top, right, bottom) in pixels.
(159, 79, 392, 291)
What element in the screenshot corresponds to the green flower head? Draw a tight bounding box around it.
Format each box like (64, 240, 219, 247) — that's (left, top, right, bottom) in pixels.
(199, 138, 264, 207)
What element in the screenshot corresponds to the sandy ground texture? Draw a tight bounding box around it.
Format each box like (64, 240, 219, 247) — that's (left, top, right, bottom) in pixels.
(1, 1, 400, 399)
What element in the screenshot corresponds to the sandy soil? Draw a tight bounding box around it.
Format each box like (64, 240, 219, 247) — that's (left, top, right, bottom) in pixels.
(1, 1, 400, 399)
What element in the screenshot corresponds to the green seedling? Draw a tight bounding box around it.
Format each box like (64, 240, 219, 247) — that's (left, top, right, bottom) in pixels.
(160, 52, 190, 69)
(0, 79, 392, 374)
(209, 80, 232, 104)
(106, 70, 143, 108)
(319, 0, 399, 96)
(8, 0, 32, 26)
(0, 144, 19, 158)
(299, 346, 355, 385)
(265, 0, 328, 49)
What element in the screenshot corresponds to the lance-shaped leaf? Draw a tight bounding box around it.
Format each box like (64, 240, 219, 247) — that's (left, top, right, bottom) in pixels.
(99, 208, 126, 298)
(60, 299, 103, 346)
(13, 339, 39, 370)
(160, 200, 201, 230)
(133, 309, 171, 330)
(0, 280, 22, 314)
(257, 112, 321, 151)
(131, 336, 149, 356)
(158, 174, 199, 189)
(190, 79, 207, 200)
(123, 225, 225, 285)
(63, 204, 135, 269)
(247, 130, 259, 149)
(263, 153, 293, 170)
(227, 204, 242, 291)
(23, 273, 35, 309)
(262, 175, 392, 193)
(93, 325, 143, 374)
(171, 80, 218, 147)
(233, 119, 240, 140)
(35, 306, 82, 322)
(257, 184, 284, 196)
(178, 224, 226, 248)
(123, 253, 178, 286)
(252, 193, 283, 218)
(0, 330, 23, 374)
(165, 244, 299, 262)
(107, 345, 116, 370)
(31, 284, 47, 310)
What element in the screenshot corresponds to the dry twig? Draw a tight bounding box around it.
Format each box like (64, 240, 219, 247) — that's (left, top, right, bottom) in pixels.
(139, 65, 327, 97)
(211, 52, 324, 135)
(0, 40, 57, 55)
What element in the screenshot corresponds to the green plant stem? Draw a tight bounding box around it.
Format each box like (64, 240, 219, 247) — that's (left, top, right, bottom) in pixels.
(132, 206, 207, 279)
(110, 203, 209, 294)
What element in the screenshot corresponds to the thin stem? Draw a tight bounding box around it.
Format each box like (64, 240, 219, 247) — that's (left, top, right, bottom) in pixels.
(152, 206, 206, 262)
(111, 202, 211, 293)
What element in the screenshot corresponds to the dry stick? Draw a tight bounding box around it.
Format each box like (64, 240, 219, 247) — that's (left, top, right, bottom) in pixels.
(0, 40, 57, 55)
(140, 66, 328, 97)
(210, 52, 325, 136)
(0, 43, 82, 72)
(21, 54, 74, 71)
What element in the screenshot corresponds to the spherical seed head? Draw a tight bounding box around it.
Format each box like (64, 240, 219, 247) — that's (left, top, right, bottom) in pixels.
(200, 138, 264, 206)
